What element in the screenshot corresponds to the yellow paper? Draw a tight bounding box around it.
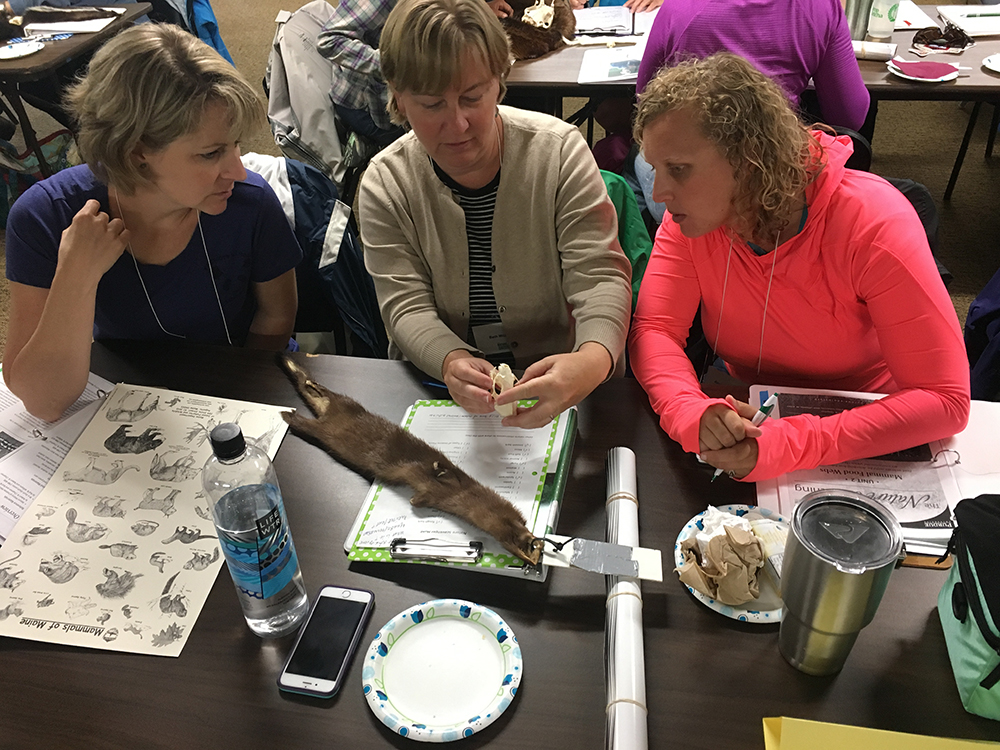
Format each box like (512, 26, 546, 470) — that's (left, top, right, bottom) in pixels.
(762, 717, 1000, 750)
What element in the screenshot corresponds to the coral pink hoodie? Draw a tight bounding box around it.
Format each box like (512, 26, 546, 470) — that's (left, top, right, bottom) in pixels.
(629, 131, 970, 482)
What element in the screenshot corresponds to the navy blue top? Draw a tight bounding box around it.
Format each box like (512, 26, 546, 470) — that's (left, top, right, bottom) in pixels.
(6, 165, 302, 345)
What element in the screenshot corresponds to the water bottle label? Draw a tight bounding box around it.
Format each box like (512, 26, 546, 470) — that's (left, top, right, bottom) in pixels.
(219, 505, 300, 600)
(257, 506, 282, 538)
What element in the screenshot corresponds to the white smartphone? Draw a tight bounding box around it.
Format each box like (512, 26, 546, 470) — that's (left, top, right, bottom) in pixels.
(277, 585, 375, 698)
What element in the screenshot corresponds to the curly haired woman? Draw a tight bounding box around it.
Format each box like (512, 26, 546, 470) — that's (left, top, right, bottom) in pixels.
(628, 53, 969, 482)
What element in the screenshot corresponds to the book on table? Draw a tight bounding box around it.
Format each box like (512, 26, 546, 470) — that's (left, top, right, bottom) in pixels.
(936, 5, 1000, 36)
(573, 6, 659, 36)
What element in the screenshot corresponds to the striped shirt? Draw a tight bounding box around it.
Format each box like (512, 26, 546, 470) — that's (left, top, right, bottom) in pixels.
(433, 162, 514, 367)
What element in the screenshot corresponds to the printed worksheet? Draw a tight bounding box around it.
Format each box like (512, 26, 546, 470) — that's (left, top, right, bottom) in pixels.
(0, 384, 288, 657)
(578, 46, 644, 83)
(752, 385, 961, 556)
(0, 371, 113, 543)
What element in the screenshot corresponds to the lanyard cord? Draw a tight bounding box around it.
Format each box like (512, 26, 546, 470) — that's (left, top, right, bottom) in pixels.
(711, 229, 781, 378)
(757, 229, 780, 376)
(710, 234, 735, 363)
(112, 188, 232, 345)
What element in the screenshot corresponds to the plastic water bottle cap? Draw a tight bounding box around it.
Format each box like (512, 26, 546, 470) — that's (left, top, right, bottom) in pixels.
(209, 422, 246, 459)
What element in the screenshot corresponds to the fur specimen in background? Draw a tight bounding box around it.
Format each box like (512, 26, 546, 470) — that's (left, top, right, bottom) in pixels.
(502, 0, 575, 61)
(21, 6, 118, 24)
(278, 355, 543, 565)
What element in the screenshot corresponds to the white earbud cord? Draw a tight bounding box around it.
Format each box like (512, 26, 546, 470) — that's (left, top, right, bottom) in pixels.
(711, 229, 781, 378)
(112, 188, 232, 346)
(196, 217, 232, 346)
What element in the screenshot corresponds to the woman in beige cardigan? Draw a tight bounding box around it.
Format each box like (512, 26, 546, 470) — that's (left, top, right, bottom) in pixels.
(358, 0, 632, 429)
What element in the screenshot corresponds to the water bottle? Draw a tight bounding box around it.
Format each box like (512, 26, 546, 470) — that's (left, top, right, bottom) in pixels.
(202, 422, 309, 638)
(867, 0, 898, 41)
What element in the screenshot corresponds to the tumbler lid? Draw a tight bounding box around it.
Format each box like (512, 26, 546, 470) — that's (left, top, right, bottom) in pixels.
(792, 490, 903, 573)
(209, 422, 246, 460)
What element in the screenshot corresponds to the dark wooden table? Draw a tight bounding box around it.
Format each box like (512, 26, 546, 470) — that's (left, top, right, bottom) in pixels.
(0, 3, 151, 177)
(1, 340, 997, 748)
(507, 20, 1000, 110)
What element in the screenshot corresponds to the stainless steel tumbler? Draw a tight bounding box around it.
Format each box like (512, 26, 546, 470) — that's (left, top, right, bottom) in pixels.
(844, 0, 877, 39)
(779, 489, 904, 676)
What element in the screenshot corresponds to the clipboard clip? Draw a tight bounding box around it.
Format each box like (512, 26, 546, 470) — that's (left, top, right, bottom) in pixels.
(389, 537, 484, 564)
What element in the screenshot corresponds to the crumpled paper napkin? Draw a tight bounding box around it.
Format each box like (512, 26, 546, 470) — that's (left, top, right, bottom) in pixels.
(676, 507, 765, 606)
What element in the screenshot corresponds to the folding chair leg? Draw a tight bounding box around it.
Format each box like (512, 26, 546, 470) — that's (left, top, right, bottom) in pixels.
(987, 101, 1000, 158)
(945, 101, 982, 201)
(566, 98, 599, 146)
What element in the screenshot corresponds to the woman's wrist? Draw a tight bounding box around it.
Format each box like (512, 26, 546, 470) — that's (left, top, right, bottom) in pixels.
(577, 341, 613, 380)
(442, 348, 475, 380)
(51, 261, 103, 299)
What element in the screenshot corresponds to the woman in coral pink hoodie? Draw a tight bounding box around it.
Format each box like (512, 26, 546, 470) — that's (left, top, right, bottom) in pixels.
(628, 54, 970, 482)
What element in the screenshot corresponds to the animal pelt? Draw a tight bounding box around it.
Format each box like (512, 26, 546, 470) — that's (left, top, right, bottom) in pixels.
(502, 0, 575, 61)
(21, 7, 118, 24)
(278, 354, 544, 566)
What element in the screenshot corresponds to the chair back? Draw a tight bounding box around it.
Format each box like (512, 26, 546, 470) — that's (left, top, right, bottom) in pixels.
(831, 125, 873, 172)
(243, 153, 388, 357)
(966, 266, 1000, 401)
(266, 0, 347, 186)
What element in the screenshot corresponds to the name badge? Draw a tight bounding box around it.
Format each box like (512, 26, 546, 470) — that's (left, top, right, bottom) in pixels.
(472, 322, 511, 356)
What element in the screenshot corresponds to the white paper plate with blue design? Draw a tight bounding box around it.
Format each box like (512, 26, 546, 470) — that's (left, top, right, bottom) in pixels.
(674, 504, 786, 624)
(362, 599, 522, 742)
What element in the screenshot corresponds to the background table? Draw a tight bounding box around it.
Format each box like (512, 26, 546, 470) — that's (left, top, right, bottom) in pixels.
(1, 340, 998, 748)
(0, 3, 151, 176)
(507, 23, 1000, 111)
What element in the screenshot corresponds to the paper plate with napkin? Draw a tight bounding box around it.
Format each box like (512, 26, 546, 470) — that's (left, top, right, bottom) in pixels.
(887, 58, 961, 81)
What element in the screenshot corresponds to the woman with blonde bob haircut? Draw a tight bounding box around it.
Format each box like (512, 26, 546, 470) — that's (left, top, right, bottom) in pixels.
(360, 0, 632, 429)
(4, 24, 302, 421)
(628, 53, 969, 481)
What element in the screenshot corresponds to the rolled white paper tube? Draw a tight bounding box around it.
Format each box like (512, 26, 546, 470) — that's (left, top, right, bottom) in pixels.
(605, 447, 648, 750)
(851, 39, 896, 60)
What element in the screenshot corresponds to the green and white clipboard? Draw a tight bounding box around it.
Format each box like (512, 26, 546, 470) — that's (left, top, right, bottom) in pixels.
(343, 400, 577, 581)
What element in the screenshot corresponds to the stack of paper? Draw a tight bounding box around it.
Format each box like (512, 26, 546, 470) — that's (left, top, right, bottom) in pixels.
(0, 370, 112, 543)
(896, 0, 937, 30)
(578, 46, 644, 83)
(0, 382, 290, 657)
(573, 6, 658, 36)
(752, 386, 960, 557)
(937, 5, 1000, 37)
(23, 6, 125, 34)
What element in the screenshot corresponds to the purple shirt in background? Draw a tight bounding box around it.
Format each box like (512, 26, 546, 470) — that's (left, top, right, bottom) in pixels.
(636, 0, 870, 131)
